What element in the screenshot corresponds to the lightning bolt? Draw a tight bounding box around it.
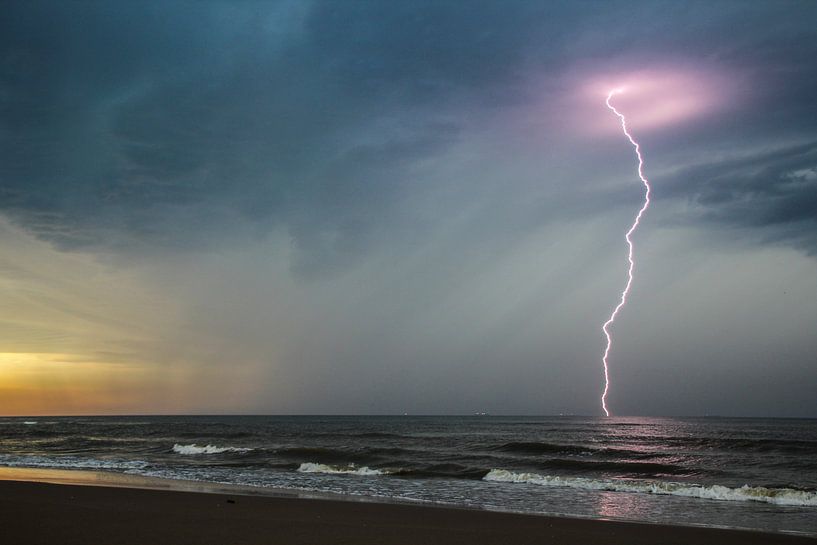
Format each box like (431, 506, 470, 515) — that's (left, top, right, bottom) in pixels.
(600, 88, 652, 417)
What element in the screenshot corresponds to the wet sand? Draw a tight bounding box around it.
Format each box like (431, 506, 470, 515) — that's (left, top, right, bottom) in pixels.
(0, 478, 815, 545)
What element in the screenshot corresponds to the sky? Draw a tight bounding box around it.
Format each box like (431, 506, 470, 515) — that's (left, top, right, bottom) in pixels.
(1, 0, 816, 417)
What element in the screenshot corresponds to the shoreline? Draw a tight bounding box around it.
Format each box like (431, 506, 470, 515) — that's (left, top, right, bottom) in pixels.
(1, 467, 815, 544)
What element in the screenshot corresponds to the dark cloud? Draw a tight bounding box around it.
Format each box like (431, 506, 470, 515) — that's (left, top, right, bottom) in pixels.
(1, 0, 817, 271)
(659, 141, 817, 253)
(2, 0, 817, 417)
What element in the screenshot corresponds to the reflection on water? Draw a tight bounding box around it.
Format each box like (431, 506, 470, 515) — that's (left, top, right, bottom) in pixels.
(596, 488, 652, 520)
(1, 415, 816, 536)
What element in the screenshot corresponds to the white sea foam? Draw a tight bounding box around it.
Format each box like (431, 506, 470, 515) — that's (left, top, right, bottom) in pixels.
(23, 421, 38, 425)
(483, 469, 817, 507)
(172, 443, 253, 455)
(0, 454, 148, 471)
(297, 462, 386, 476)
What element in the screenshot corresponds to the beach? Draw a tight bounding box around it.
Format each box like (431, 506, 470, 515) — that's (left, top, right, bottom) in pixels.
(1, 476, 814, 545)
(2, 416, 816, 535)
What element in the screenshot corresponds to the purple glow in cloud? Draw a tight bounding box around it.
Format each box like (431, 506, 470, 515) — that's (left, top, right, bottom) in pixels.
(565, 67, 740, 137)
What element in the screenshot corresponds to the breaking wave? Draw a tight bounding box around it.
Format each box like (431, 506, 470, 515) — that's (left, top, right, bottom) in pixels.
(172, 444, 253, 455)
(297, 462, 387, 476)
(483, 469, 817, 507)
(0, 454, 148, 471)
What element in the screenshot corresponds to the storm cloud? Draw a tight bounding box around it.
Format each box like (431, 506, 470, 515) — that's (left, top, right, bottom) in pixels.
(1, 1, 816, 416)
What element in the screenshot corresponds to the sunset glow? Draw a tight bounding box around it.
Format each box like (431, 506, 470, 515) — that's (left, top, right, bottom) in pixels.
(0, 352, 147, 415)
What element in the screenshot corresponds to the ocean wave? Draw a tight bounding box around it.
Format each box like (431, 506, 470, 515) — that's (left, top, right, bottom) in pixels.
(716, 438, 817, 454)
(21, 436, 158, 451)
(0, 454, 148, 471)
(494, 441, 663, 460)
(495, 441, 599, 456)
(274, 445, 421, 465)
(172, 443, 253, 455)
(483, 469, 817, 506)
(623, 435, 817, 455)
(534, 458, 690, 476)
(276, 446, 349, 458)
(392, 463, 489, 480)
(297, 462, 387, 476)
(350, 432, 405, 439)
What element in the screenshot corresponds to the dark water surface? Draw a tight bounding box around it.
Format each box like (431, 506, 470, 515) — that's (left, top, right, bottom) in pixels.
(1, 416, 815, 535)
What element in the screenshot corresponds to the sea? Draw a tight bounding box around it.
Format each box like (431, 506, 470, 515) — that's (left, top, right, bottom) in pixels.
(1, 415, 815, 536)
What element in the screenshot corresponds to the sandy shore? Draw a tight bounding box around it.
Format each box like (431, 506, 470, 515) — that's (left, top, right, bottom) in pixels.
(0, 474, 814, 545)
